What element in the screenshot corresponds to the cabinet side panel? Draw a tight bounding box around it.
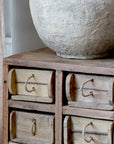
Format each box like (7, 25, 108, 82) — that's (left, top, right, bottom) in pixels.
(2, 63, 9, 144)
(0, 0, 5, 142)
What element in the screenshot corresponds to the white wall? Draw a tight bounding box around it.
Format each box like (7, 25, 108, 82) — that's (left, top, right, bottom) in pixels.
(4, 0, 12, 56)
(4, 0, 11, 37)
(4, 0, 45, 56)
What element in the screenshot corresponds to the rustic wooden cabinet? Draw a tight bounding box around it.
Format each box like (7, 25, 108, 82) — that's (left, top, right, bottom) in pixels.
(3, 48, 114, 144)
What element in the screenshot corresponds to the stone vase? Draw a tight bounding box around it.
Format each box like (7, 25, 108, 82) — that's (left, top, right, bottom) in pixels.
(29, 0, 114, 59)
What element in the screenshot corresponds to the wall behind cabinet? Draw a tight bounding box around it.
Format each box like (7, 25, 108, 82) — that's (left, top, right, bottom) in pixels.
(4, 0, 45, 56)
(11, 0, 45, 54)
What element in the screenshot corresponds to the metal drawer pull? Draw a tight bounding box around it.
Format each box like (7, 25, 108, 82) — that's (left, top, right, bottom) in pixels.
(31, 119, 36, 136)
(25, 74, 35, 92)
(81, 79, 94, 97)
(82, 122, 94, 143)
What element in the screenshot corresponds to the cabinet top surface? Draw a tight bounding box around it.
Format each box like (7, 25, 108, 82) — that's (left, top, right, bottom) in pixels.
(4, 48, 114, 75)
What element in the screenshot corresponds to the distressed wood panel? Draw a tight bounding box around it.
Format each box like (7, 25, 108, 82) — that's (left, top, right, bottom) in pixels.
(10, 111, 55, 144)
(55, 71, 63, 144)
(8, 100, 55, 113)
(2, 63, 9, 144)
(9, 69, 55, 103)
(63, 106, 114, 120)
(4, 48, 114, 75)
(0, 0, 5, 142)
(2, 48, 114, 144)
(66, 73, 114, 110)
(9, 142, 19, 144)
(64, 116, 113, 144)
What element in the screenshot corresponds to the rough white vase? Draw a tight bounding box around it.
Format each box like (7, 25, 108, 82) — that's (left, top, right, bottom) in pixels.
(29, 0, 114, 59)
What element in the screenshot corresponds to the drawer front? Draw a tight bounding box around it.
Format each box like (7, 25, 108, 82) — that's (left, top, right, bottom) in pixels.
(9, 142, 19, 144)
(10, 111, 55, 144)
(66, 73, 114, 110)
(64, 116, 113, 144)
(8, 69, 55, 103)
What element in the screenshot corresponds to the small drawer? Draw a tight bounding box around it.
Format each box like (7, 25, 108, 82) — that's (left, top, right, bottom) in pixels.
(64, 116, 113, 144)
(10, 111, 55, 144)
(8, 69, 55, 103)
(66, 73, 114, 110)
(9, 142, 19, 144)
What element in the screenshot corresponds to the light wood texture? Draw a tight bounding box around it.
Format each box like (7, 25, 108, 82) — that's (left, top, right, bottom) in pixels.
(10, 111, 55, 144)
(64, 116, 113, 144)
(9, 142, 19, 144)
(63, 106, 114, 120)
(11, 95, 53, 103)
(74, 74, 113, 91)
(0, 0, 5, 142)
(8, 100, 55, 113)
(66, 73, 114, 110)
(2, 63, 9, 144)
(68, 101, 114, 110)
(9, 69, 55, 103)
(4, 48, 114, 75)
(3, 48, 114, 144)
(55, 71, 63, 144)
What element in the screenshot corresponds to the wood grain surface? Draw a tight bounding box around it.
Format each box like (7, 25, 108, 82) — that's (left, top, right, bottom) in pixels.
(2, 63, 9, 144)
(8, 100, 55, 113)
(4, 48, 114, 75)
(63, 106, 114, 120)
(9, 69, 55, 103)
(10, 111, 55, 144)
(3, 48, 114, 144)
(66, 73, 114, 110)
(0, 0, 5, 142)
(55, 70, 63, 144)
(64, 116, 113, 144)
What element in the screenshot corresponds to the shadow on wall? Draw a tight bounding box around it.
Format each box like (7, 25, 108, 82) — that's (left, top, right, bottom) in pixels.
(11, 0, 45, 54)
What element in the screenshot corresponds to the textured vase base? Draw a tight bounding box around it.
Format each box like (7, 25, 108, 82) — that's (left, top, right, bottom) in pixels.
(57, 52, 109, 60)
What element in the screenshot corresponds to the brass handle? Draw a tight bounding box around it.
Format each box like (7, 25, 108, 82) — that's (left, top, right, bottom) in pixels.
(31, 119, 36, 136)
(82, 122, 94, 143)
(25, 74, 35, 92)
(80, 79, 94, 97)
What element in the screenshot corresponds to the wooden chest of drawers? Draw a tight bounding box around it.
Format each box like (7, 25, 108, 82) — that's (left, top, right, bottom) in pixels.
(3, 48, 114, 144)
